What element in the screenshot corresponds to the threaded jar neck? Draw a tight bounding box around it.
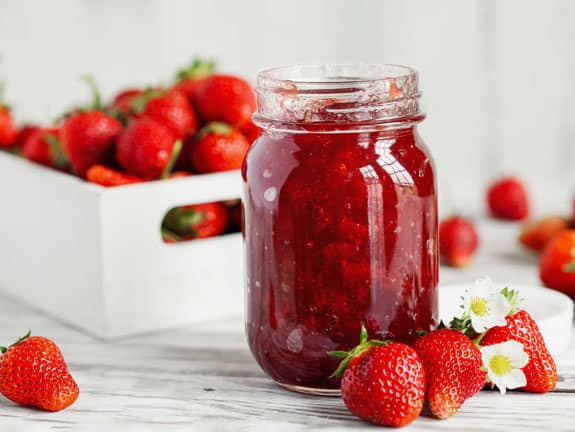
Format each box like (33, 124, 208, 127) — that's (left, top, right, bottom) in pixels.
(254, 64, 423, 131)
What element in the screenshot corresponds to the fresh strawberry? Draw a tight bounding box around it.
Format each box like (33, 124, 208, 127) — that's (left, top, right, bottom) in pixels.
(162, 202, 229, 239)
(86, 164, 142, 187)
(188, 122, 250, 173)
(439, 216, 479, 267)
(330, 327, 425, 427)
(60, 111, 121, 177)
(111, 88, 144, 116)
(131, 89, 197, 139)
(173, 59, 216, 101)
(481, 309, 557, 393)
(0, 84, 18, 147)
(539, 229, 575, 297)
(116, 117, 181, 180)
(519, 215, 570, 252)
(414, 328, 486, 419)
(0, 331, 79, 412)
(21, 128, 69, 170)
(487, 177, 530, 221)
(194, 74, 256, 127)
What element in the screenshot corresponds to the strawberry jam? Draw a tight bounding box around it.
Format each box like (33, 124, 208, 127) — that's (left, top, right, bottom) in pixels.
(243, 65, 438, 394)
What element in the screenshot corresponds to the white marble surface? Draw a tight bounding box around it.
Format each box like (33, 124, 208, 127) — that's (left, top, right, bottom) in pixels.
(0, 219, 574, 431)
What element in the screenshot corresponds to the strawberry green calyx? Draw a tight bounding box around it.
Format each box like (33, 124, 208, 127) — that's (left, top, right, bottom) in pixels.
(160, 139, 182, 179)
(563, 261, 575, 273)
(449, 314, 474, 337)
(500, 287, 522, 315)
(130, 88, 165, 114)
(328, 325, 389, 378)
(163, 207, 204, 235)
(161, 228, 184, 242)
(176, 58, 216, 82)
(198, 122, 232, 139)
(0, 329, 31, 354)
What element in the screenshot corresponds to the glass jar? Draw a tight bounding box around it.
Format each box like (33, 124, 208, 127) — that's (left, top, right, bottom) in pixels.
(242, 64, 438, 395)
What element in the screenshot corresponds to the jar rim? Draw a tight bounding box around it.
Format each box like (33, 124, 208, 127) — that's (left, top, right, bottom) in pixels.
(257, 63, 418, 87)
(254, 63, 422, 127)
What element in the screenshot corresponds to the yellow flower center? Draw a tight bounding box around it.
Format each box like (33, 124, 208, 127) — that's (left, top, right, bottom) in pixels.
(470, 297, 489, 317)
(489, 354, 513, 376)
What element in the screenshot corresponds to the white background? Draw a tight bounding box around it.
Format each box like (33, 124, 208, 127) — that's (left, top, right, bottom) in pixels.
(1, 0, 574, 214)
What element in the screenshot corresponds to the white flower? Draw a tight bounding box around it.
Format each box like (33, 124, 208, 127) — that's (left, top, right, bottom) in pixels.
(481, 340, 529, 394)
(462, 276, 510, 333)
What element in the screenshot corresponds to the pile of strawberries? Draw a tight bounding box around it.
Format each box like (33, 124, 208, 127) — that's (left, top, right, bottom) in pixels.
(332, 278, 556, 427)
(0, 60, 256, 242)
(439, 176, 575, 297)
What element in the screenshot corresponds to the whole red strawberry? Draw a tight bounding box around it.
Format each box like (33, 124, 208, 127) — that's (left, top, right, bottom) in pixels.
(439, 216, 479, 267)
(481, 309, 557, 393)
(162, 202, 229, 239)
(188, 122, 250, 173)
(194, 74, 256, 127)
(86, 164, 142, 187)
(116, 117, 181, 180)
(414, 328, 486, 419)
(330, 327, 425, 427)
(173, 59, 216, 101)
(519, 215, 570, 253)
(0, 106, 18, 147)
(487, 177, 530, 221)
(22, 127, 69, 170)
(0, 331, 79, 412)
(539, 229, 575, 297)
(60, 111, 121, 177)
(135, 90, 197, 139)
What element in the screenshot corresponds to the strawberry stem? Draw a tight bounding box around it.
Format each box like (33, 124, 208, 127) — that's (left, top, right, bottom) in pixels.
(473, 331, 487, 347)
(161, 139, 182, 179)
(82, 76, 103, 110)
(0, 329, 31, 353)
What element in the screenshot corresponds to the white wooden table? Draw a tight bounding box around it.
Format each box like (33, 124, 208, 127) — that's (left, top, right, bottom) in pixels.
(0, 219, 573, 431)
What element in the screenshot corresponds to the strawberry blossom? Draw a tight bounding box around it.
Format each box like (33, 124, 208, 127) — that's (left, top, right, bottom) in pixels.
(481, 340, 529, 394)
(461, 276, 510, 333)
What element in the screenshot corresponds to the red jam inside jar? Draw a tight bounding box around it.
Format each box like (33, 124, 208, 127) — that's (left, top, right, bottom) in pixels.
(243, 64, 438, 395)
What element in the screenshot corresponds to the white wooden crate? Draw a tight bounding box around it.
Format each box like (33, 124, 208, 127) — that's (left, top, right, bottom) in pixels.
(0, 152, 244, 338)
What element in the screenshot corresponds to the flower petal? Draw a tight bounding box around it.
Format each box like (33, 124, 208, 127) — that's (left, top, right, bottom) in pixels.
(502, 368, 527, 391)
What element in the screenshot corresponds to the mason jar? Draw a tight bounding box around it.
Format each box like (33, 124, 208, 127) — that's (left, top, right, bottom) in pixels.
(243, 64, 438, 395)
